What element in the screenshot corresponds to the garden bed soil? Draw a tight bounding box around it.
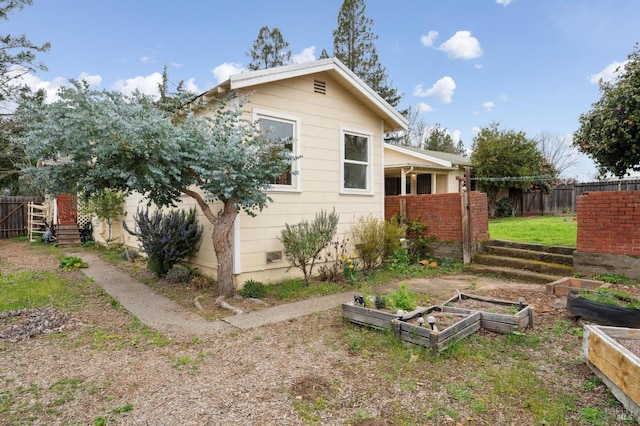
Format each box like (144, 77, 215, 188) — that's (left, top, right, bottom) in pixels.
(442, 292, 534, 333)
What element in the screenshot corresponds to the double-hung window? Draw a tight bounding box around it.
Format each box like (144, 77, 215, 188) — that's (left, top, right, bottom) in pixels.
(341, 128, 372, 193)
(255, 109, 300, 191)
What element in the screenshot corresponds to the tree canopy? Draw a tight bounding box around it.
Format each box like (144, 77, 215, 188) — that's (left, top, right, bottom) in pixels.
(332, 0, 402, 107)
(471, 123, 556, 215)
(19, 82, 294, 296)
(574, 44, 640, 178)
(247, 26, 292, 71)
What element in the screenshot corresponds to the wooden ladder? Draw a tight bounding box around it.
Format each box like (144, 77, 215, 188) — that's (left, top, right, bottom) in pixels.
(27, 202, 48, 242)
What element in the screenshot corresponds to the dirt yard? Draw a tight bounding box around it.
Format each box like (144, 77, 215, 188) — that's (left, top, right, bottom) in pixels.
(0, 239, 635, 425)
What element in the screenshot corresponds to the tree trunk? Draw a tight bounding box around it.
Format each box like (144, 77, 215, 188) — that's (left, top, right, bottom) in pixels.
(212, 200, 238, 297)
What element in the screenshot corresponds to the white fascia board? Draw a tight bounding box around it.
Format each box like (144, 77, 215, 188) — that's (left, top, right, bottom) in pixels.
(384, 143, 452, 167)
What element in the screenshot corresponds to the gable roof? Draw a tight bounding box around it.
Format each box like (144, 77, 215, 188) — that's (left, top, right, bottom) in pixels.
(384, 143, 472, 168)
(201, 58, 408, 133)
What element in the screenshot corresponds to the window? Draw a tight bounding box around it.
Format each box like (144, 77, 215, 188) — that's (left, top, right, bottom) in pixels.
(341, 129, 372, 193)
(255, 110, 300, 190)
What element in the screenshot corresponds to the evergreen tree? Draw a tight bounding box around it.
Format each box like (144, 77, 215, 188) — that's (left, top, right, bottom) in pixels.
(319, 48, 330, 59)
(332, 0, 402, 107)
(247, 26, 292, 70)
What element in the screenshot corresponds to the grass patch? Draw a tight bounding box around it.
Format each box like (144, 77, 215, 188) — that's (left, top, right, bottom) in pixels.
(265, 278, 354, 301)
(489, 215, 577, 246)
(0, 270, 90, 311)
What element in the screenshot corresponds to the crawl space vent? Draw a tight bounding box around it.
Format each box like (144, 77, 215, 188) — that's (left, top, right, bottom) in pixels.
(313, 80, 326, 95)
(266, 251, 283, 263)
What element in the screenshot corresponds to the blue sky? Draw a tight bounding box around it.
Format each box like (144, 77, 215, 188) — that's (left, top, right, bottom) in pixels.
(6, 0, 640, 180)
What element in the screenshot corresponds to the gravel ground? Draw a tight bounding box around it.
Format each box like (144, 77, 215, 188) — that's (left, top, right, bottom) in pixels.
(0, 239, 636, 425)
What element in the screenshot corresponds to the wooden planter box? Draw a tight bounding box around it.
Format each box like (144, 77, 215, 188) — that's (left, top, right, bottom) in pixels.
(546, 277, 610, 296)
(442, 292, 534, 333)
(391, 306, 481, 352)
(341, 302, 399, 330)
(583, 325, 640, 423)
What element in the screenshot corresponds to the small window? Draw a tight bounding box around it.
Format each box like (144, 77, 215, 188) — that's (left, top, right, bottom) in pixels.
(341, 129, 372, 193)
(255, 109, 300, 191)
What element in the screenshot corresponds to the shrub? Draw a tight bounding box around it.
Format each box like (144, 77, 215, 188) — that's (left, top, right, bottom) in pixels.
(317, 237, 351, 283)
(383, 219, 406, 259)
(392, 215, 433, 261)
(165, 265, 194, 283)
(495, 197, 513, 218)
(352, 215, 385, 273)
(240, 279, 267, 299)
(123, 207, 203, 277)
(279, 209, 339, 283)
(374, 295, 387, 309)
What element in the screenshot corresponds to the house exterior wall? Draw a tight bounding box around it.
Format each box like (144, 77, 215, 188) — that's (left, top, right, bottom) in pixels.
(116, 72, 389, 286)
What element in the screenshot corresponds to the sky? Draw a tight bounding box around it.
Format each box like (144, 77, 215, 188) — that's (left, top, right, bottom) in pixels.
(5, 0, 640, 181)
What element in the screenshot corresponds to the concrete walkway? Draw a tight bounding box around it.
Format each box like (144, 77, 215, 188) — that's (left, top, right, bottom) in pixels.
(80, 252, 544, 337)
(79, 253, 357, 336)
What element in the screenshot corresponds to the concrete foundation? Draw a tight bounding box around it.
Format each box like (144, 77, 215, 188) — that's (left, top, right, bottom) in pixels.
(574, 251, 640, 279)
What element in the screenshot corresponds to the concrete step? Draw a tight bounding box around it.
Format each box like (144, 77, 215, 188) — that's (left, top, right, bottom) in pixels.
(464, 264, 560, 284)
(486, 239, 575, 256)
(473, 253, 574, 276)
(484, 245, 574, 266)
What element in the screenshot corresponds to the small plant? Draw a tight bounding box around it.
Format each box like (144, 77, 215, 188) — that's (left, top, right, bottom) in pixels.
(59, 256, 88, 271)
(352, 214, 385, 273)
(578, 287, 640, 309)
(279, 209, 339, 283)
(387, 282, 417, 311)
(342, 255, 359, 284)
(317, 237, 351, 283)
(385, 248, 412, 274)
(383, 219, 406, 258)
(374, 295, 387, 309)
(80, 189, 126, 251)
(165, 265, 194, 283)
(240, 279, 267, 299)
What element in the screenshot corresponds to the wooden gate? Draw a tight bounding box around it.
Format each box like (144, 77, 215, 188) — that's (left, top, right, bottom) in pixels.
(0, 196, 45, 239)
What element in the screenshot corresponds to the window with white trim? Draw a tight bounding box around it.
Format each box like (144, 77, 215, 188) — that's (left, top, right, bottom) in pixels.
(255, 110, 300, 190)
(341, 129, 372, 192)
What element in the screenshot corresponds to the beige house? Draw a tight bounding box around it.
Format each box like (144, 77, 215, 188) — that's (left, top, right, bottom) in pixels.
(107, 58, 407, 285)
(383, 144, 472, 195)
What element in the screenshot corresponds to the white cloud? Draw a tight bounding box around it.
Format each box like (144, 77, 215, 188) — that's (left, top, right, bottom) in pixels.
(211, 62, 244, 84)
(292, 46, 316, 64)
(420, 31, 439, 47)
(472, 126, 482, 136)
(112, 72, 163, 98)
(451, 129, 462, 144)
(140, 56, 152, 64)
(413, 76, 456, 104)
(170, 62, 183, 68)
(496, 0, 514, 6)
(474, 63, 484, 69)
(438, 31, 483, 60)
(483, 101, 497, 111)
(590, 60, 628, 84)
(417, 102, 434, 113)
(182, 77, 199, 94)
(78, 72, 102, 87)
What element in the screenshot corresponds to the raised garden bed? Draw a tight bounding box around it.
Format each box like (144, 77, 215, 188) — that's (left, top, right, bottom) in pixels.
(583, 325, 640, 423)
(546, 277, 610, 296)
(341, 301, 398, 330)
(442, 292, 534, 333)
(391, 306, 481, 352)
(567, 288, 640, 328)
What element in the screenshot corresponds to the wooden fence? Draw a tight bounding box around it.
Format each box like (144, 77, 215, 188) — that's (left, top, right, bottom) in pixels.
(520, 179, 640, 215)
(0, 196, 45, 239)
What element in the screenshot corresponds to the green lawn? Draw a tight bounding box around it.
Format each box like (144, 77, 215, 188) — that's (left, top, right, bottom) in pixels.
(488, 215, 577, 247)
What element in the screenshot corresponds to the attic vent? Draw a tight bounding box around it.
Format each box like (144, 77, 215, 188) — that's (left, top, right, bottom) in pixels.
(313, 80, 326, 95)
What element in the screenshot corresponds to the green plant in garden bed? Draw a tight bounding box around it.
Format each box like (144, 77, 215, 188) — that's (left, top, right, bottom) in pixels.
(59, 256, 88, 271)
(578, 288, 640, 309)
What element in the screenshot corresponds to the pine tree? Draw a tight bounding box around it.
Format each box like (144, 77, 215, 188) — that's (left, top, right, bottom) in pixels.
(332, 0, 401, 107)
(247, 26, 292, 70)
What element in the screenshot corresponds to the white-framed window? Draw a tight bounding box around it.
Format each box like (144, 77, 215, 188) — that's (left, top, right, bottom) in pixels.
(254, 109, 301, 191)
(340, 128, 373, 194)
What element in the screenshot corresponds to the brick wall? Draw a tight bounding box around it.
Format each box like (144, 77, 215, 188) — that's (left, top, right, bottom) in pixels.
(577, 191, 640, 255)
(384, 192, 489, 242)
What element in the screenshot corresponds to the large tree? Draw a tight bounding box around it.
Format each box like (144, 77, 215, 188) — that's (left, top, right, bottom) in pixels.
(0, 0, 50, 103)
(534, 131, 579, 177)
(19, 82, 294, 297)
(332, 0, 401, 107)
(574, 44, 640, 178)
(247, 26, 292, 71)
(471, 123, 554, 215)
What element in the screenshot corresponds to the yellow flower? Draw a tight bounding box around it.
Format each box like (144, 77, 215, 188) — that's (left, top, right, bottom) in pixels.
(349, 264, 354, 269)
